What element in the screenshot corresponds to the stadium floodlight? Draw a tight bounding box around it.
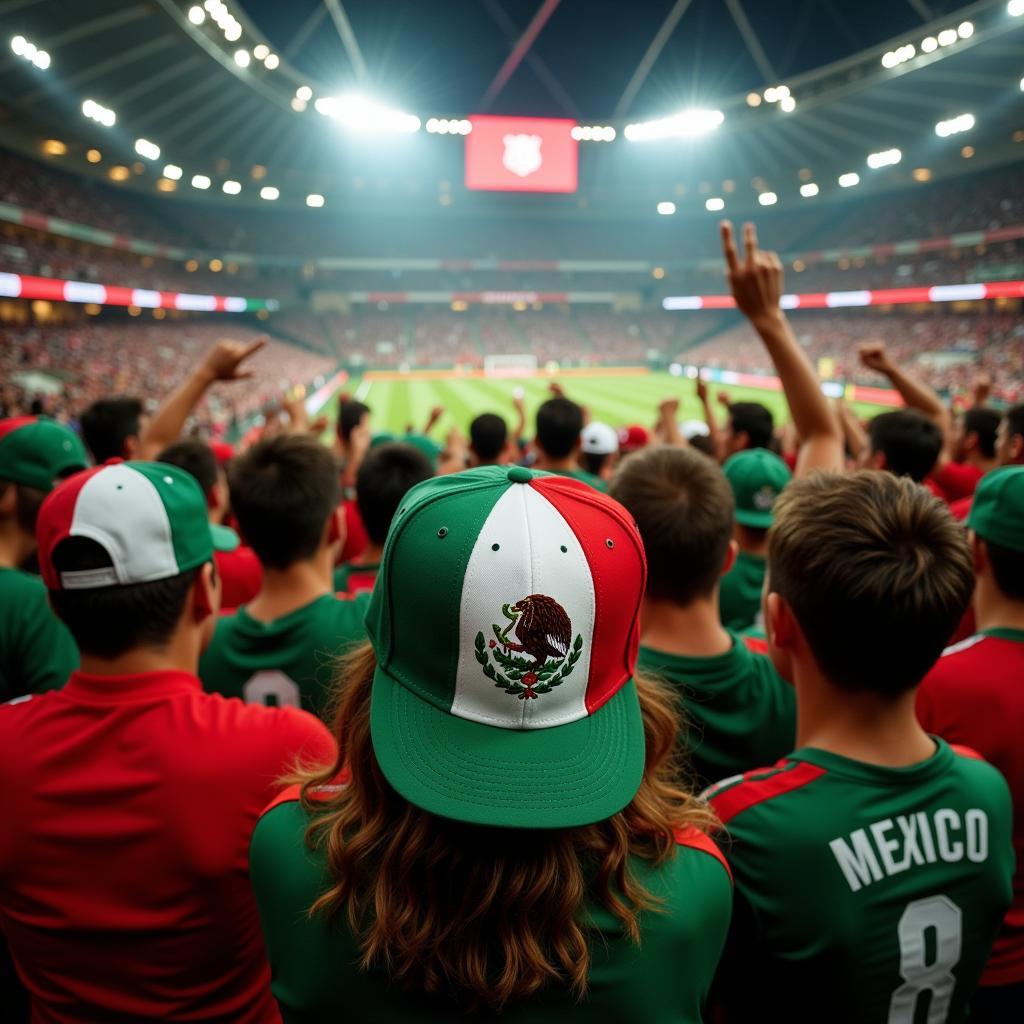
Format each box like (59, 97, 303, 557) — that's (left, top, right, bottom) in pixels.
(259, 185, 279, 200)
(188, 6, 205, 24)
(291, 98, 307, 112)
(163, 164, 182, 180)
(935, 113, 974, 137)
(224, 23, 241, 41)
(867, 147, 901, 169)
(32, 49, 49, 69)
(937, 29, 958, 46)
(191, 174, 211, 189)
(263, 53, 279, 69)
(134, 138, 160, 161)
(921, 36, 938, 52)
(10, 36, 26, 55)
(306, 193, 325, 208)
(203, 0, 220, 12)
(222, 179, 241, 195)
(958, 21, 974, 38)
(800, 182, 819, 198)
(705, 197, 725, 212)
(82, 99, 116, 127)
(780, 96, 796, 113)
(314, 94, 421, 134)
(838, 172, 860, 188)
(758, 192, 778, 206)
(656, 201, 676, 216)
(623, 108, 724, 142)
(296, 85, 313, 101)
(764, 87, 778, 102)
(233, 49, 250, 67)
(1011, 0, 1024, 16)
(746, 92, 761, 107)
(253, 43, 269, 59)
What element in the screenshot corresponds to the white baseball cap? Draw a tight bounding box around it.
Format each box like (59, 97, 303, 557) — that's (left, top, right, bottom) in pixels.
(580, 422, 619, 456)
(680, 419, 711, 440)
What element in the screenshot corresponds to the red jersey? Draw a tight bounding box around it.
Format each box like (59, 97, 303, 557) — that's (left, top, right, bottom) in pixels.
(917, 628, 1024, 985)
(0, 670, 335, 1023)
(215, 545, 263, 611)
(337, 499, 368, 565)
(930, 461, 984, 503)
(950, 495, 973, 521)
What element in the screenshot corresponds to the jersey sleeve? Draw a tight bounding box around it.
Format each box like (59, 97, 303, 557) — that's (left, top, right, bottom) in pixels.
(278, 708, 338, 770)
(11, 579, 78, 697)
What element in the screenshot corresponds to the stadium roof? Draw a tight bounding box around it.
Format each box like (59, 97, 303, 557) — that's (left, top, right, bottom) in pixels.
(1, 0, 1023, 217)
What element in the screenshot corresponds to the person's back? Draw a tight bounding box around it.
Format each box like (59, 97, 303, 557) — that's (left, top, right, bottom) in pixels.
(0, 460, 334, 1023)
(917, 466, 1024, 1016)
(707, 471, 1014, 1023)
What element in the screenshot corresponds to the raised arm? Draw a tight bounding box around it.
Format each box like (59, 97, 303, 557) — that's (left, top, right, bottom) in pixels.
(657, 397, 686, 448)
(696, 374, 725, 461)
(721, 221, 843, 475)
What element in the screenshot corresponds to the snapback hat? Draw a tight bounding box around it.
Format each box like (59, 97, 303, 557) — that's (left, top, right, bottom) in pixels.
(366, 464, 647, 829)
(723, 448, 793, 528)
(968, 466, 1024, 553)
(618, 424, 650, 453)
(581, 421, 619, 456)
(37, 460, 231, 591)
(0, 417, 87, 493)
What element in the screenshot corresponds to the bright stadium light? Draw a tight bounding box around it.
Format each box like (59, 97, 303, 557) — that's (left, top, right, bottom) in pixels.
(224, 22, 241, 41)
(296, 85, 312, 101)
(867, 147, 901, 168)
(259, 185, 279, 200)
(657, 201, 676, 215)
(222, 179, 241, 194)
(758, 191, 778, 206)
(10, 36, 26, 55)
(800, 182, 819, 198)
(306, 193, 325, 208)
(233, 49, 250, 67)
(134, 138, 160, 161)
(291, 97, 307, 112)
(935, 113, 974, 137)
(263, 53, 279, 69)
(624, 108, 724, 142)
(82, 99, 116, 127)
(958, 21, 974, 38)
(163, 164, 182, 180)
(1011, 0, 1024, 16)
(314, 94, 420, 133)
(780, 96, 796, 113)
(838, 172, 860, 188)
(191, 174, 211, 189)
(921, 36, 938, 52)
(253, 43, 269, 59)
(188, 6, 205, 24)
(32, 49, 49, 69)
(705, 197, 725, 212)
(937, 28, 957, 46)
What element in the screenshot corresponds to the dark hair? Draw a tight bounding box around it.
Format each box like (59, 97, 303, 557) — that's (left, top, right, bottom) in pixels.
(469, 413, 507, 464)
(769, 472, 973, 695)
(729, 403, 774, 450)
(356, 443, 433, 546)
(869, 410, 942, 482)
(0, 480, 48, 535)
(689, 434, 716, 458)
(157, 440, 218, 499)
(229, 435, 341, 570)
(986, 539, 1024, 602)
(535, 398, 583, 460)
(610, 446, 734, 605)
(963, 408, 1000, 460)
(1003, 404, 1024, 448)
(80, 397, 143, 463)
(580, 451, 612, 476)
(49, 537, 199, 658)
(338, 400, 370, 445)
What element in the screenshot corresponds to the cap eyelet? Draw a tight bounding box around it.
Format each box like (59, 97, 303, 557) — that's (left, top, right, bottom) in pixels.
(605, 538, 614, 549)
(560, 544, 567, 553)
(491, 543, 500, 551)
(437, 527, 449, 538)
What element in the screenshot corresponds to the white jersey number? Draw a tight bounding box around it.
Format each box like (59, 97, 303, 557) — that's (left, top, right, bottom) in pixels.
(888, 895, 962, 1024)
(242, 670, 301, 708)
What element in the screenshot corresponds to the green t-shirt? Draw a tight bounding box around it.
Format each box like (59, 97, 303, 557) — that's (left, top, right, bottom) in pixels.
(199, 593, 370, 717)
(706, 741, 1015, 1023)
(551, 468, 608, 493)
(250, 789, 733, 1023)
(718, 550, 766, 632)
(0, 567, 78, 702)
(637, 632, 795, 789)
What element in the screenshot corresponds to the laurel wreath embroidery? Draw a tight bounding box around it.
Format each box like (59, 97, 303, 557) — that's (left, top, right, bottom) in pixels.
(474, 630, 583, 699)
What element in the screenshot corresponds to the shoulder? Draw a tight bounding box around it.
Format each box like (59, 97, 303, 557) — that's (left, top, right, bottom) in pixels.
(946, 741, 1011, 793)
(206, 694, 336, 763)
(0, 570, 48, 609)
(673, 825, 732, 883)
(703, 758, 827, 825)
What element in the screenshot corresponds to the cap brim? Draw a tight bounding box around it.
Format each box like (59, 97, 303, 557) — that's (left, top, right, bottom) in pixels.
(210, 523, 241, 553)
(370, 668, 645, 829)
(735, 509, 774, 529)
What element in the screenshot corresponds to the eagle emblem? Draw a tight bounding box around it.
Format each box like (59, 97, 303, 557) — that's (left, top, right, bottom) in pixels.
(475, 594, 583, 700)
(502, 133, 543, 178)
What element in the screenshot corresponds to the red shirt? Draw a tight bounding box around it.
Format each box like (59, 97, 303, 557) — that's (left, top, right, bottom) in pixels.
(0, 670, 335, 1023)
(930, 461, 984, 503)
(337, 500, 368, 565)
(950, 495, 973, 521)
(215, 545, 263, 611)
(916, 629, 1024, 985)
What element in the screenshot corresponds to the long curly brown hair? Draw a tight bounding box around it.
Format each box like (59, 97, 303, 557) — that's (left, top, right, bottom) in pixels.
(296, 642, 717, 1013)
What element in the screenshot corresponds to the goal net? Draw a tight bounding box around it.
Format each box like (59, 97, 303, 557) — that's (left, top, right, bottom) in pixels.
(483, 353, 538, 378)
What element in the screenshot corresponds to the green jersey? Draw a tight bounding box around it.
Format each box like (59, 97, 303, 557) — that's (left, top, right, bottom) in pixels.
(0, 567, 78, 702)
(250, 786, 732, 1023)
(199, 593, 369, 717)
(718, 551, 766, 632)
(550, 468, 608, 493)
(706, 740, 1014, 1024)
(637, 632, 795, 789)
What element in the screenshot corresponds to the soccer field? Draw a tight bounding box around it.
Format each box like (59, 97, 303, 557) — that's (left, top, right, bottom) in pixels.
(326, 369, 890, 439)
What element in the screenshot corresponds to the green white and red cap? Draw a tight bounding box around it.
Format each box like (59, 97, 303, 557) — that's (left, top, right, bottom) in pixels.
(365, 464, 648, 829)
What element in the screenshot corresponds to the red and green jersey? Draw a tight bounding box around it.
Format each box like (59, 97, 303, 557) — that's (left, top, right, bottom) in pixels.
(917, 628, 1024, 986)
(0, 567, 78, 701)
(718, 551, 766, 632)
(200, 593, 370, 717)
(332, 561, 380, 596)
(637, 632, 794, 788)
(706, 740, 1014, 1023)
(250, 785, 732, 1023)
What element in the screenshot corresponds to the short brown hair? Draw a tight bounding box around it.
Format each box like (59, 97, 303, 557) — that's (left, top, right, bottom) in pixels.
(610, 446, 734, 605)
(769, 472, 973, 695)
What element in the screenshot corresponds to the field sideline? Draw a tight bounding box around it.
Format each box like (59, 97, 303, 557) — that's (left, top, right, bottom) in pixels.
(321, 369, 890, 440)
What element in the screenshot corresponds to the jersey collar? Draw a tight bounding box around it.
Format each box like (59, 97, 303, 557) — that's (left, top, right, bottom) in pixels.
(63, 670, 202, 704)
(791, 737, 954, 785)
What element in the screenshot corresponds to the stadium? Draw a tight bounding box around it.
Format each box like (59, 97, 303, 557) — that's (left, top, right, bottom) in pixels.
(1, 0, 1024, 1021)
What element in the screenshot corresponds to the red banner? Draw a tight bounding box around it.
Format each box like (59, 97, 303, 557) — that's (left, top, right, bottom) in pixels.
(465, 116, 578, 193)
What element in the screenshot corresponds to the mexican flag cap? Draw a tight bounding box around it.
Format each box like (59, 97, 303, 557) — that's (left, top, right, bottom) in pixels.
(37, 460, 227, 591)
(723, 448, 792, 528)
(0, 417, 87, 493)
(366, 464, 648, 829)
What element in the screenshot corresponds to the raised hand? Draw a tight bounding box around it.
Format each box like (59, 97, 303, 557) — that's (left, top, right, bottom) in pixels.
(857, 341, 892, 375)
(721, 221, 783, 325)
(200, 336, 267, 383)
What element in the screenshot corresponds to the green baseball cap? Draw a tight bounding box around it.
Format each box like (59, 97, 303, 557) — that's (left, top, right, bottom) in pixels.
(968, 466, 1024, 553)
(723, 448, 793, 528)
(365, 464, 647, 829)
(371, 431, 442, 467)
(0, 416, 88, 492)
